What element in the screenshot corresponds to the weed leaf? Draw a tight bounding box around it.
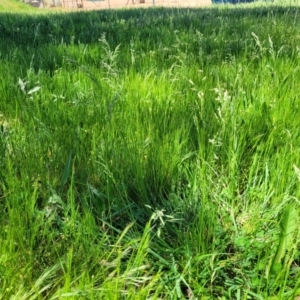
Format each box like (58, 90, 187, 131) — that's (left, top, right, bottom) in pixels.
(61, 150, 74, 190)
(27, 86, 41, 95)
(271, 204, 298, 273)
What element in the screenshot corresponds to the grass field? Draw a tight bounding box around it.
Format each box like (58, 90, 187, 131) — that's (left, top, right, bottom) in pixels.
(1, 1, 300, 299)
(0, 0, 34, 11)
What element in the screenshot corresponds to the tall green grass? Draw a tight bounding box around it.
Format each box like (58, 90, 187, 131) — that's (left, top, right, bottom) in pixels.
(1, 5, 300, 299)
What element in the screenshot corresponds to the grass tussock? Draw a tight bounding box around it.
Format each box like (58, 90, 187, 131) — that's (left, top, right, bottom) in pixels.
(1, 4, 300, 299)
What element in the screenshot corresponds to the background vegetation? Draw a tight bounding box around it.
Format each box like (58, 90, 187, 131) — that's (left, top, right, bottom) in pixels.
(0, 2, 300, 299)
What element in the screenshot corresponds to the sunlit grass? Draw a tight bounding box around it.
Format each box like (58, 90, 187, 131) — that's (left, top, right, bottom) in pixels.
(0, 0, 36, 12)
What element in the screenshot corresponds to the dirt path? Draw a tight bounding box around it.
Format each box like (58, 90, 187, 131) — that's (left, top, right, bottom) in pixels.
(62, 0, 211, 10)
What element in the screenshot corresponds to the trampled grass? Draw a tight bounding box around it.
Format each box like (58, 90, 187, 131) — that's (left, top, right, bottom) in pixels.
(1, 4, 300, 299)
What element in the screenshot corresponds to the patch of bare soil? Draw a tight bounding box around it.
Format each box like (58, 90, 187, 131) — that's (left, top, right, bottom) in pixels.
(62, 0, 211, 10)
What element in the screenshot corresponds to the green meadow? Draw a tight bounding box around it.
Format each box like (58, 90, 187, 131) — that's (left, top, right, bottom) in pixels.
(1, 1, 300, 298)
